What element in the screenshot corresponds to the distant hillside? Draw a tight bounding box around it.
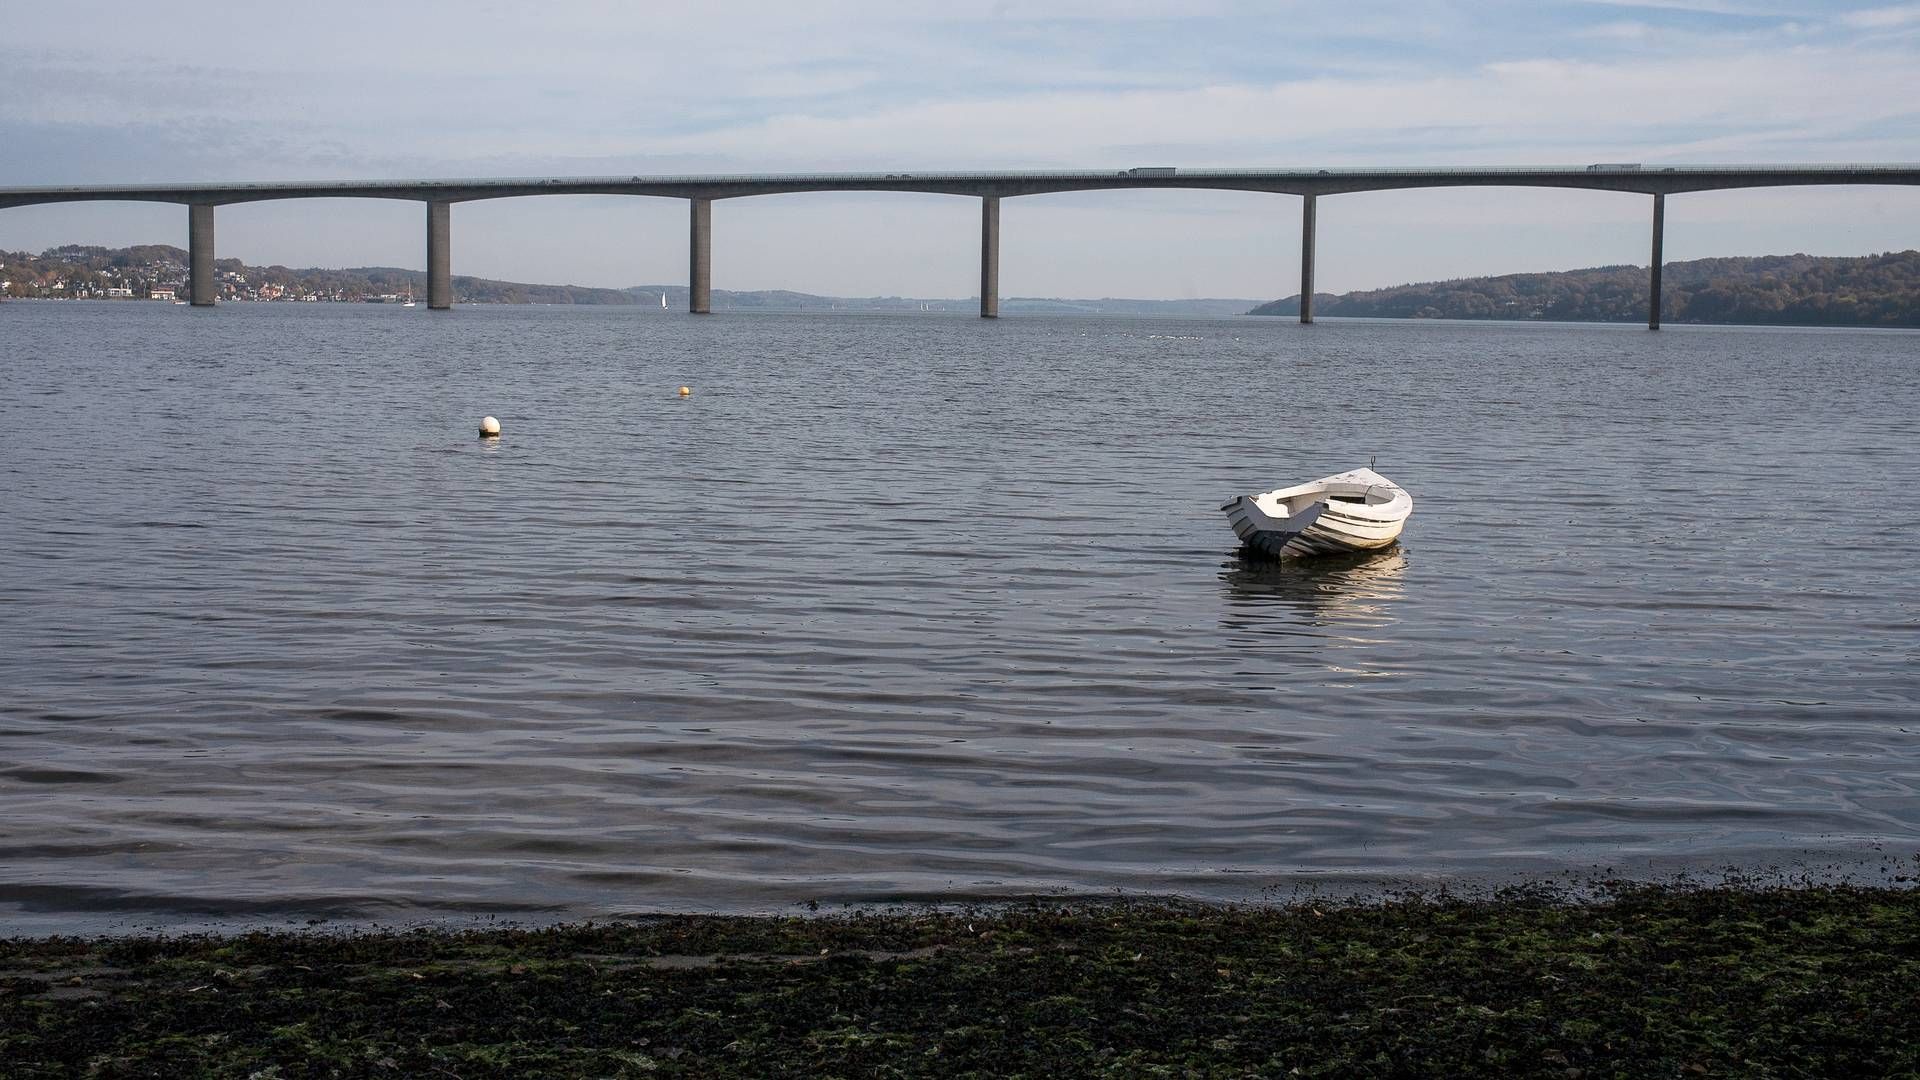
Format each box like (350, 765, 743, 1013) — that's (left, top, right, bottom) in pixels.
(0, 245, 645, 305)
(1249, 251, 1920, 327)
(1, 244, 638, 304)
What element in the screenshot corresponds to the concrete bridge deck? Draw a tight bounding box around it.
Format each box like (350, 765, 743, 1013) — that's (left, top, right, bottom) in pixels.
(5, 165, 1917, 324)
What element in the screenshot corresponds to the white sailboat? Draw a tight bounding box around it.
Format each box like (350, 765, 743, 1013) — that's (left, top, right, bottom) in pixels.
(661, 291, 668, 309)
(1222, 467, 1413, 559)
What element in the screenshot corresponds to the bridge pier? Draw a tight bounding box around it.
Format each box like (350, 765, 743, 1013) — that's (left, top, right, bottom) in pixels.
(427, 201, 451, 310)
(689, 198, 712, 314)
(980, 195, 999, 319)
(189, 204, 215, 306)
(1649, 193, 1665, 331)
(1300, 194, 1317, 324)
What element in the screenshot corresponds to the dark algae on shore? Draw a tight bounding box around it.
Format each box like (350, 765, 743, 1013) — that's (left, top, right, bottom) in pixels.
(4, 886, 1918, 1078)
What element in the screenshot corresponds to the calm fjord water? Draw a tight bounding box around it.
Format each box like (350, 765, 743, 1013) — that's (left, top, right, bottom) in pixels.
(2, 301, 1916, 931)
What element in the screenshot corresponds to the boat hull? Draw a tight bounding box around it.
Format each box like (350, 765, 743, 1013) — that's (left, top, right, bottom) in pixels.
(1223, 468, 1412, 559)
(1235, 510, 1404, 558)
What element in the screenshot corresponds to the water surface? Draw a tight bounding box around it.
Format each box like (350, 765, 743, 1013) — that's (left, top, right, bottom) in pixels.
(2, 302, 1916, 931)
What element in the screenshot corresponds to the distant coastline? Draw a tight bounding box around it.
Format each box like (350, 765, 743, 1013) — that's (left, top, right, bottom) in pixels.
(1251, 251, 1920, 328)
(0, 244, 1256, 316)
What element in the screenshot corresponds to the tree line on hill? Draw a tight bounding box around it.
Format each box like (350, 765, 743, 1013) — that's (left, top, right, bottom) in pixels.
(1249, 251, 1920, 327)
(1, 245, 639, 304)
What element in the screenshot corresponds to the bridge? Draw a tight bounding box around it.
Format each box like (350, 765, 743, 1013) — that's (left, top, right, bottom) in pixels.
(4, 164, 1916, 328)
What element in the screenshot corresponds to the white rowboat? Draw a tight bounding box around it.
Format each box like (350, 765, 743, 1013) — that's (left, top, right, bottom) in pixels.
(1222, 467, 1413, 559)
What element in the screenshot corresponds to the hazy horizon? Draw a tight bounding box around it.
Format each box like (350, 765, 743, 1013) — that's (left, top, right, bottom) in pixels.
(20, 240, 1915, 308)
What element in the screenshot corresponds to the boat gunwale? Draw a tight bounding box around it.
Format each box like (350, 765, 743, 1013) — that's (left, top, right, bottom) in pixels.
(1252, 478, 1412, 525)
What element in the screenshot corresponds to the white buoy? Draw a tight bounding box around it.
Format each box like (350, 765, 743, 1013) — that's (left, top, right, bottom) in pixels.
(479, 416, 501, 438)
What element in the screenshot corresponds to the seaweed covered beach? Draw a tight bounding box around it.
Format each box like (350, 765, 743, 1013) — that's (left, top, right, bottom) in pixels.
(5, 884, 1918, 1077)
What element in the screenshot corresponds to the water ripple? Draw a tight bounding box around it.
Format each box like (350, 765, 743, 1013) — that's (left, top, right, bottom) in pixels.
(1, 304, 1916, 931)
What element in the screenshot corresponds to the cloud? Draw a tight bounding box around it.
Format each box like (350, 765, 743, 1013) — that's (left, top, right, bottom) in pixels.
(16, 0, 1915, 175)
(7, 27, 1915, 183)
(1579, 19, 1661, 40)
(622, 46, 1920, 170)
(1571, 0, 1800, 14)
(1839, 4, 1920, 28)
(3, 1, 1917, 297)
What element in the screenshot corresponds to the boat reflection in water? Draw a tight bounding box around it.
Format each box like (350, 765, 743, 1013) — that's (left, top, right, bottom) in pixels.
(1219, 546, 1408, 630)
(1219, 546, 1409, 682)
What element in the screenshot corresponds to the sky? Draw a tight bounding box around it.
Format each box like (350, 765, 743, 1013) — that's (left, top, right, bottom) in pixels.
(2, 0, 1917, 299)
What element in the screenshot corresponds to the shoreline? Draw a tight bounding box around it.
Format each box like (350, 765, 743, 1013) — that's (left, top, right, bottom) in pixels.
(6, 882, 1916, 1076)
(5, 851, 1908, 939)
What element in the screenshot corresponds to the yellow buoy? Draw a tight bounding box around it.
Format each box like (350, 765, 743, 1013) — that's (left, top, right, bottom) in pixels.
(678, 386, 692, 397)
(479, 415, 501, 437)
